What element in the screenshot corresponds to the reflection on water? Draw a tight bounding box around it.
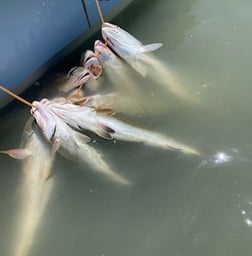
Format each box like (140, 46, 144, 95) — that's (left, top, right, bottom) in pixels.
(1, 0, 252, 255)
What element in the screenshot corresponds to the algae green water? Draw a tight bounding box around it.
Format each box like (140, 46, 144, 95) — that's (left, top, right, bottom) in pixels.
(1, 0, 252, 255)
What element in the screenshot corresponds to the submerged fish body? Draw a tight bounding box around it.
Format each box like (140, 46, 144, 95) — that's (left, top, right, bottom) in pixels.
(5, 117, 56, 256)
(94, 39, 147, 115)
(101, 23, 194, 102)
(58, 132, 130, 185)
(21, 117, 55, 181)
(101, 22, 162, 58)
(89, 115, 199, 155)
(101, 22, 163, 75)
(135, 53, 196, 102)
(0, 116, 55, 182)
(45, 100, 199, 155)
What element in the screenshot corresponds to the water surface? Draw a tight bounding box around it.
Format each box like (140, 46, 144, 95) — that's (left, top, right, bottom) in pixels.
(1, 0, 252, 255)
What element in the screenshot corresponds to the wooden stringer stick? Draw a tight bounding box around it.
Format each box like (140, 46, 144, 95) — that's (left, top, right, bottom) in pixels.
(0, 85, 34, 108)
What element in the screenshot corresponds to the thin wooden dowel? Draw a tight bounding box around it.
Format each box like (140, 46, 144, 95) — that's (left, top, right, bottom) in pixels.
(95, 0, 105, 25)
(0, 85, 34, 108)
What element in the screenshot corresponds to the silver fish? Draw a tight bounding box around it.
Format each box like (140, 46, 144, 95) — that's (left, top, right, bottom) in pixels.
(101, 22, 163, 76)
(81, 49, 103, 79)
(31, 100, 130, 185)
(58, 66, 91, 93)
(101, 23, 196, 103)
(1, 117, 55, 256)
(94, 40, 123, 69)
(94, 40, 148, 115)
(44, 100, 200, 155)
(81, 50, 103, 91)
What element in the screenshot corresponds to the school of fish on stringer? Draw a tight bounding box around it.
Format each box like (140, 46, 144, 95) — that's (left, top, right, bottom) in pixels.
(0, 4, 201, 256)
(1, 21, 200, 185)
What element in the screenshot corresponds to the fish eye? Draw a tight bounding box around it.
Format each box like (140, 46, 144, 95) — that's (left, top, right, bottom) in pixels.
(67, 67, 78, 78)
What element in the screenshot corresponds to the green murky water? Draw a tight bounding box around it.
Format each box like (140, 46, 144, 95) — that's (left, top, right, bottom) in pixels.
(1, 0, 252, 255)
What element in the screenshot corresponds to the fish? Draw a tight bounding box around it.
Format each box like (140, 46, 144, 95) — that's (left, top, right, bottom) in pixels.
(81, 49, 103, 79)
(94, 40, 148, 114)
(31, 100, 130, 185)
(80, 50, 104, 92)
(1, 117, 55, 256)
(101, 23, 197, 103)
(58, 66, 91, 93)
(44, 99, 200, 155)
(0, 116, 55, 181)
(101, 22, 163, 76)
(1, 98, 129, 255)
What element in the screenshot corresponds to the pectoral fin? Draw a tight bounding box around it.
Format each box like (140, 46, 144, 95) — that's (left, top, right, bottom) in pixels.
(76, 133, 91, 143)
(52, 138, 61, 153)
(140, 43, 163, 53)
(96, 123, 115, 140)
(0, 148, 32, 160)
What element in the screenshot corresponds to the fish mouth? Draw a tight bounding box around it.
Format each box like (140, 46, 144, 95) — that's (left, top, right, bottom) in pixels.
(84, 50, 97, 63)
(94, 40, 111, 56)
(94, 40, 105, 49)
(30, 101, 38, 115)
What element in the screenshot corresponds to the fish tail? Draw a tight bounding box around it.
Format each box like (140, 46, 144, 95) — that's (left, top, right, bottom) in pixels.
(77, 142, 131, 185)
(161, 136, 200, 155)
(127, 128, 200, 155)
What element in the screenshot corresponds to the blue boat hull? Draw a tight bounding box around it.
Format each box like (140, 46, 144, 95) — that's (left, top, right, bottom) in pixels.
(0, 0, 133, 108)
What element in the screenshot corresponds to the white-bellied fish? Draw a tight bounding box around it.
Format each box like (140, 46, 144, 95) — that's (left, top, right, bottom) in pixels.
(101, 22, 163, 76)
(101, 22, 196, 103)
(81, 49, 103, 79)
(94, 40, 148, 114)
(31, 100, 130, 185)
(45, 100, 199, 155)
(58, 66, 91, 93)
(1, 117, 55, 256)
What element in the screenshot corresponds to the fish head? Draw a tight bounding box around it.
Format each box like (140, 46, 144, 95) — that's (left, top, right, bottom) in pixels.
(58, 67, 91, 93)
(67, 67, 91, 86)
(82, 49, 103, 78)
(101, 22, 122, 51)
(101, 22, 142, 58)
(30, 101, 57, 142)
(94, 40, 115, 63)
(81, 50, 99, 67)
